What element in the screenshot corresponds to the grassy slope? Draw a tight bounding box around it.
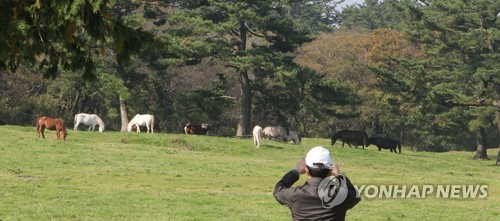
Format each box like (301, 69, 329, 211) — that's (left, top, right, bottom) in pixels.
(0, 125, 498, 220)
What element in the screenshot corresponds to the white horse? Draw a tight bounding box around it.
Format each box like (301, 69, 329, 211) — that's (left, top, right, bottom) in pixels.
(252, 125, 263, 148)
(127, 114, 154, 133)
(74, 113, 105, 132)
(263, 126, 289, 142)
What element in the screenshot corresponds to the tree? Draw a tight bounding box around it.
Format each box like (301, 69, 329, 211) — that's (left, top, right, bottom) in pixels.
(0, 0, 150, 79)
(388, 0, 500, 156)
(169, 1, 340, 136)
(295, 29, 423, 138)
(338, 0, 401, 31)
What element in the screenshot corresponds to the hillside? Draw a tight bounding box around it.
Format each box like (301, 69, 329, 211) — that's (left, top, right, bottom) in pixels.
(0, 125, 498, 220)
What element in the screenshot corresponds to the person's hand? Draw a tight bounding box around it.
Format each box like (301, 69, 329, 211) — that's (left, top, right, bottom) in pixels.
(331, 163, 341, 176)
(295, 157, 306, 174)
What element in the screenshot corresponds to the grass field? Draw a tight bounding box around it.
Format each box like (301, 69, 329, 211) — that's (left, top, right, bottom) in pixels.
(0, 125, 498, 220)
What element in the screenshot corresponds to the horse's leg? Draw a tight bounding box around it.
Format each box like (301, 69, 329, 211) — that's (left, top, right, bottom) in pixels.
(74, 123, 79, 131)
(136, 124, 140, 133)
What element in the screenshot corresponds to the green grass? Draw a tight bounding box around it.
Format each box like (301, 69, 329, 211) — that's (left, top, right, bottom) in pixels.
(0, 125, 498, 220)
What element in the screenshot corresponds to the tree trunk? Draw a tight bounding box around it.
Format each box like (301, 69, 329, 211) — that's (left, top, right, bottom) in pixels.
(235, 20, 251, 136)
(496, 110, 500, 165)
(493, 80, 500, 165)
(119, 96, 129, 132)
(473, 126, 488, 160)
(236, 70, 251, 136)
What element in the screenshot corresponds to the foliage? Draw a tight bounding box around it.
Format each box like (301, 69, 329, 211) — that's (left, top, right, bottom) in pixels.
(168, 0, 345, 135)
(377, 0, 500, 151)
(338, 0, 401, 30)
(0, 0, 152, 79)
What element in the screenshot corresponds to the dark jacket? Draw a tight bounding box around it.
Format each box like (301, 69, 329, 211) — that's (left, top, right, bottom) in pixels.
(273, 170, 360, 221)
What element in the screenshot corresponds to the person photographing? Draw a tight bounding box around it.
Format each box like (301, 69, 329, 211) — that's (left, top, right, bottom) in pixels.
(273, 146, 361, 220)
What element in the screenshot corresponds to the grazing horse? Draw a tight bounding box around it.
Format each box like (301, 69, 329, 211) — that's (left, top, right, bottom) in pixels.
(252, 125, 263, 148)
(37, 116, 68, 141)
(263, 126, 289, 142)
(331, 130, 368, 148)
(74, 113, 105, 132)
(127, 114, 154, 133)
(367, 137, 401, 153)
(184, 123, 212, 135)
(287, 131, 301, 144)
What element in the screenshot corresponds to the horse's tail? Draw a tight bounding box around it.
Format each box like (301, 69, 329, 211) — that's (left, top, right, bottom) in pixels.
(36, 117, 39, 134)
(151, 115, 155, 133)
(397, 141, 401, 153)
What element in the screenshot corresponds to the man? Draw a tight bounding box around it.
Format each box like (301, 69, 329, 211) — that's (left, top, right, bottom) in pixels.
(273, 146, 361, 220)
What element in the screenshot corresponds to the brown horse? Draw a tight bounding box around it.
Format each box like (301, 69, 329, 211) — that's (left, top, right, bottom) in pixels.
(367, 137, 401, 153)
(331, 130, 368, 148)
(37, 116, 68, 141)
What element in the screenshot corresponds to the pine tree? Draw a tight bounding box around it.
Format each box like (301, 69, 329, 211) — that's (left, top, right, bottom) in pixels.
(0, 0, 152, 79)
(389, 0, 500, 156)
(169, 1, 340, 135)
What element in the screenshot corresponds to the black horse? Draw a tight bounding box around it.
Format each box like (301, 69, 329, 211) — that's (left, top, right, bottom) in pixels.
(331, 130, 368, 149)
(366, 137, 401, 153)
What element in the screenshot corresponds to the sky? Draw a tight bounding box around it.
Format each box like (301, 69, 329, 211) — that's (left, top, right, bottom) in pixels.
(336, 0, 365, 10)
(342, 0, 365, 5)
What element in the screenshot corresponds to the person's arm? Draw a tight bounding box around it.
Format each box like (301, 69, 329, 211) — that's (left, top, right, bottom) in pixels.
(273, 158, 305, 205)
(273, 169, 300, 205)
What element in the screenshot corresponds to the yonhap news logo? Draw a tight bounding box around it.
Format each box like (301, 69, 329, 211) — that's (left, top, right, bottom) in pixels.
(318, 174, 357, 208)
(354, 184, 488, 199)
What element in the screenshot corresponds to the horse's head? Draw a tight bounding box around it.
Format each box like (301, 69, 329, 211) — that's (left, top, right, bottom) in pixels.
(331, 137, 337, 146)
(99, 125, 105, 132)
(63, 132, 68, 141)
(127, 123, 133, 132)
(365, 138, 371, 147)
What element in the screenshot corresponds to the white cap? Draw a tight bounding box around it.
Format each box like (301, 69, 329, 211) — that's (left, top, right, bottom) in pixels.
(305, 146, 333, 169)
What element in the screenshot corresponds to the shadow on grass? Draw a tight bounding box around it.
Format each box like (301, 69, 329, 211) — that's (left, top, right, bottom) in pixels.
(262, 144, 284, 149)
